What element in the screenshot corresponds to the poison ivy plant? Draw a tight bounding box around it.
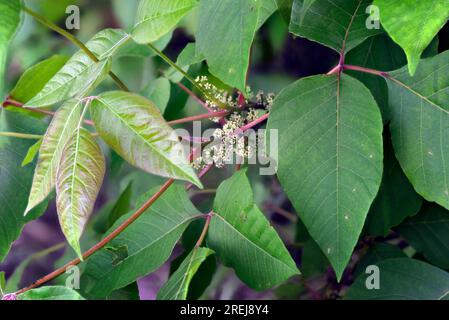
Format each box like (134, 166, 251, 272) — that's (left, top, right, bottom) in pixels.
(26, 29, 130, 107)
(374, 0, 449, 75)
(267, 74, 383, 279)
(2, 0, 449, 302)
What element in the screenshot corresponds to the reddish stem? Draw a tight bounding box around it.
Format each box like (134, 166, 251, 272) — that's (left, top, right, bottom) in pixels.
(195, 212, 212, 248)
(168, 110, 229, 125)
(342, 64, 389, 77)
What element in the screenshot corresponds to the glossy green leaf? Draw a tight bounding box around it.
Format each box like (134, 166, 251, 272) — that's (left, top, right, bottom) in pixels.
(0, 109, 48, 262)
(386, 51, 449, 210)
(0, 0, 21, 94)
(208, 170, 299, 291)
(398, 203, 449, 269)
(10, 55, 69, 104)
(346, 258, 449, 300)
(90, 91, 201, 187)
(374, 0, 449, 75)
(56, 127, 105, 258)
(289, 0, 382, 54)
(26, 29, 130, 107)
(157, 247, 214, 300)
(267, 74, 383, 279)
(19, 286, 85, 300)
(196, 0, 260, 93)
(25, 99, 85, 215)
(143, 77, 171, 113)
(81, 184, 202, 298)
(21, 138, 42, 167)
(364, 130, 422, 236)
(132, 0, 198, 43)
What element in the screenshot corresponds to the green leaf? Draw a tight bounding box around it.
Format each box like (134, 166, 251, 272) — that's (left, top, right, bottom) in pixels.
(143, 77, 171, 113)
(56, 127, 105, 258)
(165, 43, 204, 83)
(346, 258, 449, 300)
(276, 0, 293, 25)
(10, 55, 69, 104)
(157, 247, 214, 300)
(21, 138, 42, 167)
(90, 91, 202, 187)
(26, 29, 130, 107)
(0, 0, 21, 94)
(208, 169, 299, 291)
(386, 51, 449, 210)
(301, 239, 329, 278)
(81, 184, 202, 298)
(0, 109, 48, 262)
(196, 0, 260, 93)
(132, 0, 198, 43)
(353, 243, 406, 277)
(19, 286, 85, 300)
(364, 130, 422, 236)
(289, 0, 382, 54)
(107, 182, 133, 229)
(374, 0, 449, 75)
(257, 0, 278, 29)
(398, 203, 449, 269)
(267, 74, 383, 279)
(25, 99, 85, 215)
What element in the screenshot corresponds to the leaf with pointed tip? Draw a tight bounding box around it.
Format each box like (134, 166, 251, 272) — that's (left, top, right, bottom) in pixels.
(21, 139, 42, 167)
(10, 55, 69, 104)
(25, 99, 85, 215)
(374, 0, 449, 75)
(386, 51, 449, 210)
(143, 77, 171, 113)
(267, 74, 383, 279)
(196, 0, 260, 93)
(19, 286, 85, 300)
(257, 0, 278, 29)
(276, 0, 293, 25)
(90, 91, 201, 187)
(0, 109, 48, 262)
(132, 0, 198, 43)
(398, 203, 449, 269)
(208, 170, 299, 291)
(157, 247, 214, 300)
(289, 0, 382, 53)
(81, 184, 202, 298)
(165, 43, 205, 83)
(346, 258, 449, 300)
(0, 0, 21, 94)
(56, 127, 105, 258)
(26, 29, 130, 107)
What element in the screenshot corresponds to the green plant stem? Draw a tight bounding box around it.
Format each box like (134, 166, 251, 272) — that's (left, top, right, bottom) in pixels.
(0, 132, 42, 140)
(22, 6, 130, 92)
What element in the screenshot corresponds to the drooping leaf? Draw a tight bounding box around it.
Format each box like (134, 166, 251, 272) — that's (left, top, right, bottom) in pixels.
(398, 203, 449, 269)
(267, 74, 383, 279)
(132, 0, 198, 43)
(81, 184, 202, 298)
(90, 91, 202, 187)
(196, 0, 260, 93)
(257, 0, 278, 29)
(26, 29, 130, 107)
(165, 43, 205, 83)
(276, 0, 293, 25)
(19, 286, 85, 300)
(374, 0, 449, 75)
(21, 138, 42, 167)
(143, 77, 171, 113)
(364, 129, 422, 236)
(346, 258, 449, 300)
(207, 169, 299, 291)
(157, 247, 214, 300)
(301, 239, 329, 278)
(353, 243, 406, 277)
(25, 99, 85, 214)
(10, 55, 69, 104)
(0, 0, 21, 94)
(56, 127, 105, 258)
(386, 51, 449, 210)
(0, 109, 48, 262)
(289, 0, 382, 54)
